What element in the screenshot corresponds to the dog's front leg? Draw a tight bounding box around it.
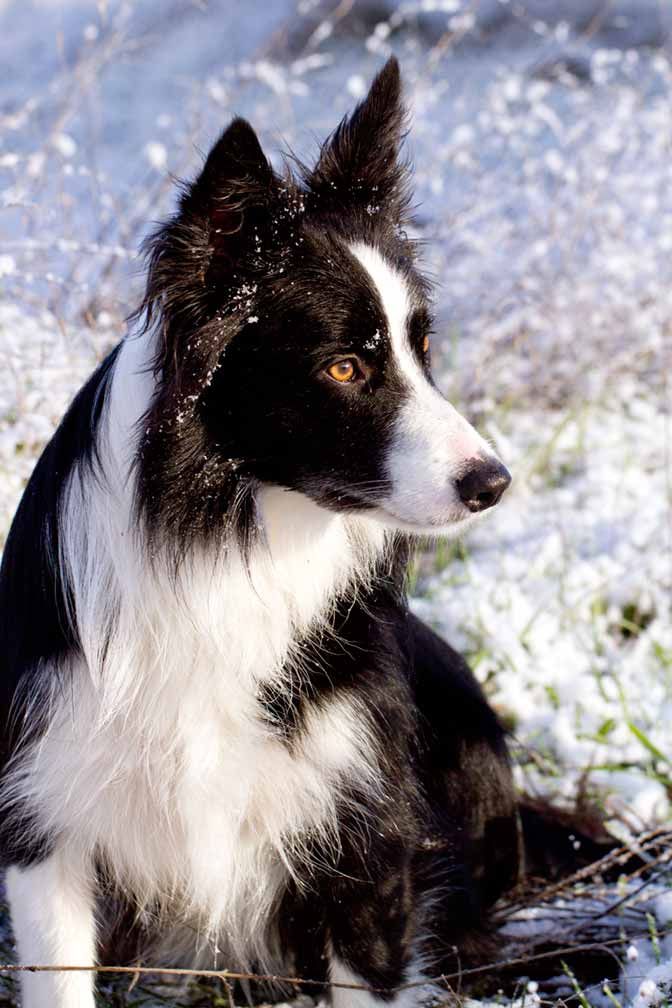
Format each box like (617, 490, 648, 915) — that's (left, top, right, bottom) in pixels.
(6, 846, 97, 1008)
(326, 849, 424, 1008)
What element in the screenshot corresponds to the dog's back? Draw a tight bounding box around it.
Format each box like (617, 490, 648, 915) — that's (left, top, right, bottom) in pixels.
(0, 349, 119, 839)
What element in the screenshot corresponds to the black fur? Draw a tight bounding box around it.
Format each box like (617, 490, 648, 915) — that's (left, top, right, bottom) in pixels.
(0, 57, 521, 1003)
(133, 60, 427, 556)
(0, 350, 119, 862)
(274, 597, 520, 998)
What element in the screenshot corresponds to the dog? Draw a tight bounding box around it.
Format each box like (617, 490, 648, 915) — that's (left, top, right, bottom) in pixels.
(0, 58, 519, 1008)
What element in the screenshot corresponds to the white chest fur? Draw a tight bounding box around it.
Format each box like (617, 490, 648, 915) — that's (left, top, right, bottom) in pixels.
(7, 469, 386, 965)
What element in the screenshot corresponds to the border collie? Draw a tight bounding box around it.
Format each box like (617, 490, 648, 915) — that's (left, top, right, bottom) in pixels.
(0, 58, 519, 1008)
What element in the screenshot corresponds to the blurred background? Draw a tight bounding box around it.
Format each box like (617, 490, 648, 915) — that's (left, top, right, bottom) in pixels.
(1, 1, 671, 1003)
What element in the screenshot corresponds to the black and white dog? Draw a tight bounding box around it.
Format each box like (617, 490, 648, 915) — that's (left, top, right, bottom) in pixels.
(0, 59, 519, 1007)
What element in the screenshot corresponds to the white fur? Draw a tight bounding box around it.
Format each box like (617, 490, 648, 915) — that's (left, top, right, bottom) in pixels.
(2, 326, 390, 1002)
(330, 953, 426, 1008)
(6, 849, 96, 1008)
(349, 243, 500, 534)
(3, 247, 496, 1007)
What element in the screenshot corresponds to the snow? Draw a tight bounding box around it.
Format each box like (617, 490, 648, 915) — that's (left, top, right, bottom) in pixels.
(51, 132, 77, 158)
(143, 141, 167, 170)
(655, 892, 672, 926)
(347, 74, 366, 97)
(0, 0, 671, 1004)
(625, 956, 672, 1008)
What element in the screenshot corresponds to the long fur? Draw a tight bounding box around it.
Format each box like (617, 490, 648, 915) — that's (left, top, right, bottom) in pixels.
(0, 58, 519, 1008)
(4, 329, 390, 960)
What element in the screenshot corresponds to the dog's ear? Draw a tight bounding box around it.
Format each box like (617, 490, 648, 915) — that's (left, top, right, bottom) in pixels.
(181, 117, 278, 278)
(139, 119, 280, 329)
(137, 118, 283, 372)
(306, 57, 409, 218)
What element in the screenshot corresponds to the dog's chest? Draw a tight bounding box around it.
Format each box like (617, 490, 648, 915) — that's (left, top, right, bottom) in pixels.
(114, 680, 369, 945)
(31, 495, 385, 949)
(37, 665, 370, 966)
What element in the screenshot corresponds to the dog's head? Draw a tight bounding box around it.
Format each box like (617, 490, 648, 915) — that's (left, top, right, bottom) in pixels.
(137, 58, 510, 543)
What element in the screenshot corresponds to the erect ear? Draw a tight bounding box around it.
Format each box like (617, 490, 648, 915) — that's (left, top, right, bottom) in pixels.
(138, 118, 282, 367)
(305, 57, 408, 217)
(181, 117, 278, 277)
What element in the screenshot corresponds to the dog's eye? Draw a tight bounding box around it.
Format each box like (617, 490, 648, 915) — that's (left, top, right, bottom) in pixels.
(326, 359, 359, 383)
(408, 309, 433, 360)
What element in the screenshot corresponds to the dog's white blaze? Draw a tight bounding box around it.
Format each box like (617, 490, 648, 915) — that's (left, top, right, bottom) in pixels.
(2, 327, 389, 991)
(350, 242, 496, 531)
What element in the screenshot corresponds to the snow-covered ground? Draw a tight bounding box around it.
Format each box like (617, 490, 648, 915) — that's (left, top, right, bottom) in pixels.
(1, 0, 671, 1004)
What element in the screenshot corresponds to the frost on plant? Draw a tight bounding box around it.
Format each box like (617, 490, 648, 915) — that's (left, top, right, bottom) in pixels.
(1, 0, 671, 1004)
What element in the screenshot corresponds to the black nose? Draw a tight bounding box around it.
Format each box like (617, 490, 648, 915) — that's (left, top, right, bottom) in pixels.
(456, 459, 511, 513)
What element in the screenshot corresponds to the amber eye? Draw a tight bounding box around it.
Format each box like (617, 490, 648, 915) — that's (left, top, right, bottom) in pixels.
(422, 334, 430, 354)
(326, 359, 358, 383)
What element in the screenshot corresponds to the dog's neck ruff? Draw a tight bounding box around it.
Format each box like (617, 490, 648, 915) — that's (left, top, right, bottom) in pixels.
(66, 326, 389, 700)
